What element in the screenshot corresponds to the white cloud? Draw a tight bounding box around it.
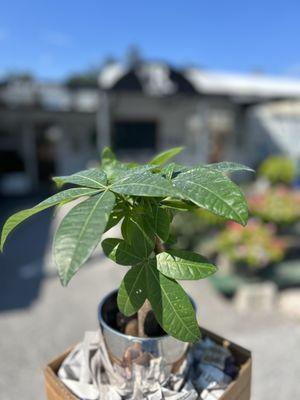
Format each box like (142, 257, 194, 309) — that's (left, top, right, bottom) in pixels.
(43, 32, 72, 48)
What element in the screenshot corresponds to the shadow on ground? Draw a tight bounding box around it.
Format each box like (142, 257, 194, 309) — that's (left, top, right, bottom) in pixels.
(0, 193, 53, 312)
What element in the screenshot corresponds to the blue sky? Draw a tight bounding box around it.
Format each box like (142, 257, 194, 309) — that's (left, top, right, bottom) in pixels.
(1, 0, 300, 80)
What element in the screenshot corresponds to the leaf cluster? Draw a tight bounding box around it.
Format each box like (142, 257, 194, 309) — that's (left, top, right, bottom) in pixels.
(1, 147, 252, 341)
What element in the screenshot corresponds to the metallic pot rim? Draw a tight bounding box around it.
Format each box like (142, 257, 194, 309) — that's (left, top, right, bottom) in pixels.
(98, 288, 197, 343)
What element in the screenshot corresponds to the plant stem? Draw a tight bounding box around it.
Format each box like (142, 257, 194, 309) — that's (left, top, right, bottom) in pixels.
(137, 237, 165, 337)
(137, 299, 152, 337)
(155, 236, 165, 254)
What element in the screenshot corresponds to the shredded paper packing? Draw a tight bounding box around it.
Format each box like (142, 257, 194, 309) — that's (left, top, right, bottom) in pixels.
(58, 331, 238, 400)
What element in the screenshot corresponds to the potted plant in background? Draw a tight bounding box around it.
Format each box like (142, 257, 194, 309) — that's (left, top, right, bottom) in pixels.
(249, 186, 300, 233)
(172, 207, 226, 251)
(248, 156, 300, 288)
(247, 187, 300, 288)
(1, 147, 253, 399)
(204, 219, 287, 297)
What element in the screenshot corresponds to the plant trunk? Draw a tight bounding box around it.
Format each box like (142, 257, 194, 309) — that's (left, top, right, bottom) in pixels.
(137, 299, 152, 337)
(137, 237, 165, 337)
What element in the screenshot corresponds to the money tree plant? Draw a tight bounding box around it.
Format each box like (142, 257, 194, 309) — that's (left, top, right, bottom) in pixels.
(1, 147, 252, 343)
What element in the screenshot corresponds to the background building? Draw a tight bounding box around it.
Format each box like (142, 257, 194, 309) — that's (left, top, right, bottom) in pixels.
(2, 59, 300, 194)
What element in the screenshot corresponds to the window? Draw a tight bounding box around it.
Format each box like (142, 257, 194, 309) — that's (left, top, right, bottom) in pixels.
(113, 121, 157, 152)
(0, 150, 24, 174)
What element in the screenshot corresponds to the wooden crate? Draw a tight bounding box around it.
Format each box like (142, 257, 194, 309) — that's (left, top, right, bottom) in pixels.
(200, 328, 252, 400)
(44, 328, 252, 400)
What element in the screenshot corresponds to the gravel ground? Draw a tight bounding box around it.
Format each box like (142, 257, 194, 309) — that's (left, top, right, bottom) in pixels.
(0, 200, 300, 399)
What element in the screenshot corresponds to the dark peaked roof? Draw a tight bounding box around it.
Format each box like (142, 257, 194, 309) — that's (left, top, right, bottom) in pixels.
(113, 70, 143, 92)
(99, 62, 197, 97)
(169, 69, 197, 94)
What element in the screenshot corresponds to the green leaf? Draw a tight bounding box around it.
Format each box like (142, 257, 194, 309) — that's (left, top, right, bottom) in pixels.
(165, 232, 177, 246)
(54, 190, 115, 286)
(0, 187, 100, 251)
(173, 167, 249, 226)
(101, 147, 116, 167)
(123, 164, 157, 175)
(104, 210, 124, 232)
(161, 162, 189, 178)
(104, 199, 127, 232)
(117, 264, 147, 316)
(101, 238, 144, 266)
(53, 168, 107, 189)
(150, 147, 184, 166)
(106, 163, 131, 182)
(161, 199, 196, 211)
(111, 171, 178, 197)
(205, 162, 254, 173)
(161, 163, 176, 180)
(121, 215, 130, 241)
(101, 149, 156, 183)
(149, 203, 170, 242)
(146, 262, 200, 342)
(121, 214, 155, 257)
(156, 249, 217, 280)
(109, 164, 157, 182)
(101, 148, 129, 181)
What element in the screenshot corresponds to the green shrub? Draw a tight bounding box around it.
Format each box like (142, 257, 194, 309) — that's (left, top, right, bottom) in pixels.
(258, 156, 296, 185)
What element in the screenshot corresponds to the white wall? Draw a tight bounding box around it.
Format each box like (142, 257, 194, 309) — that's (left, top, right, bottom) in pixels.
(101, 92, 229, 164)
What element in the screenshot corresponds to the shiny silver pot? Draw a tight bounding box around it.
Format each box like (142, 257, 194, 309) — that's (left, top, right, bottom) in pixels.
(98, 290, 192, 370)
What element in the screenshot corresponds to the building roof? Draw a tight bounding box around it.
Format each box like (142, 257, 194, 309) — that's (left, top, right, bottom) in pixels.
(3, 61, 300, 111)
(99, 61, 300, 102)
(185, 69, 300, 100)
(98, 62, 197, 96)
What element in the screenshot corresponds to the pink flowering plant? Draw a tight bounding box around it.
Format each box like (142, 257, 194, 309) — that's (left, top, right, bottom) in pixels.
(249, 186, 300, 226)
(212, 219, 286, 270)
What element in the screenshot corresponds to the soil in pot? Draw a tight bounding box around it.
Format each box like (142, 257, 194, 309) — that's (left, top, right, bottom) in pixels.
(102, 291, 166, 338)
